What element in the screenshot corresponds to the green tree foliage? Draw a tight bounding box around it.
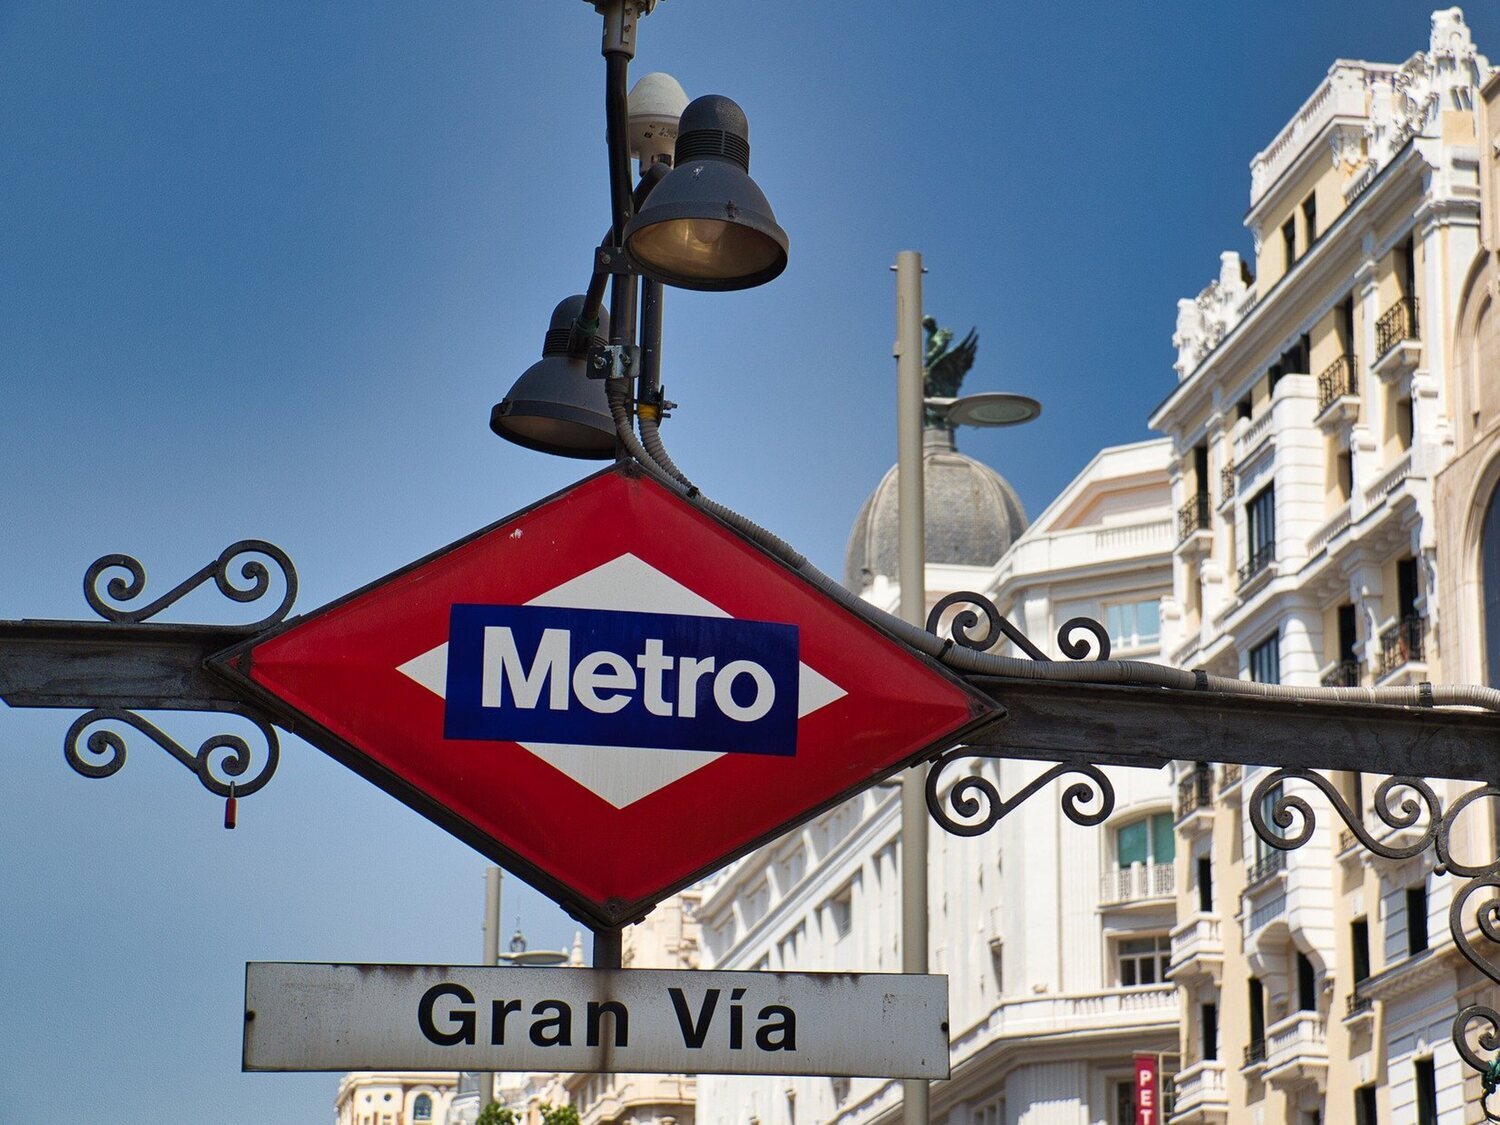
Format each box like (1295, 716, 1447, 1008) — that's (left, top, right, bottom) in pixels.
(538, 1103, 580, 1125)
(477, 1104, 517, 1125)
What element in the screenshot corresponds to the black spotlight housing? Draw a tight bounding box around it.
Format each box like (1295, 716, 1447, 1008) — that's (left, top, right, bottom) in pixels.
(490, 296, 615, 459)
(623, 95, 788, 291)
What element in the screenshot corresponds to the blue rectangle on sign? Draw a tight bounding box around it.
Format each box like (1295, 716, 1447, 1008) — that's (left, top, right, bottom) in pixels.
(444, 604, 800, 756)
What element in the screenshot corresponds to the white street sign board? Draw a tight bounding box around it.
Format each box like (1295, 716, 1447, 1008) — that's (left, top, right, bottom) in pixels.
(244, 962, 949, 1078)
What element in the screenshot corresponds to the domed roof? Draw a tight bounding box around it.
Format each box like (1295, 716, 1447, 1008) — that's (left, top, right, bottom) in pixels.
(844, 429, 1028, 591)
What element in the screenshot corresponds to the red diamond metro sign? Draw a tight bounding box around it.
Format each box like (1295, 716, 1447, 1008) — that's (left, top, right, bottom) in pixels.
(211, 466, 995, 927)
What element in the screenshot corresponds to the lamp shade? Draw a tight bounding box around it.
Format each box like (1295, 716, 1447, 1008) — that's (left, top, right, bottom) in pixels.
(490, 296, 616, 459)
(623, 95, 788, 291)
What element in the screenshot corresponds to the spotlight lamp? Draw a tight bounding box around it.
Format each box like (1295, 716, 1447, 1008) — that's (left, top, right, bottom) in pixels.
(490, 296, 616, 460)
(624, 94, 789, 291)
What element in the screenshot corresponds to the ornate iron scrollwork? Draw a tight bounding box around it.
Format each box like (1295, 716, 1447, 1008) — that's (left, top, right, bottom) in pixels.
(64, 707, 280, 799)
(1248, 768, 1500, 1107)
(85, 539, 297, 630)
(925, 754, 1114, 837)
(925, 592, 1111, 661)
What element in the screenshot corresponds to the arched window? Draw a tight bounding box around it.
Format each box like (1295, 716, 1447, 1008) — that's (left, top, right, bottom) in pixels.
(1484, 483, 1500, 686)
(413, 1094, 433, 1121)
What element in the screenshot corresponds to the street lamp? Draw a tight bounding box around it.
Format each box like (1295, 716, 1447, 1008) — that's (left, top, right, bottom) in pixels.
(893, 252, 1040, 1125)
(488, 1, 787, 465)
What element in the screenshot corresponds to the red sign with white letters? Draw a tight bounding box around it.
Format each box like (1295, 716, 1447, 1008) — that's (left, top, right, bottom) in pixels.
(212, 466, 995, 927)
(1133, 1053, 1160, 1125)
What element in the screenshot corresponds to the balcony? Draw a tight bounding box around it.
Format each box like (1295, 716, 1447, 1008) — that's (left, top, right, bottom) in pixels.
(1168, 1059, 1228, 1120)
(1219, 762, 1242, 792)
(1235, 409, 1274, 463)
(1377, 615, 1425, 680)
(1373, 296, 1420, 378)
(1264, 1011, 1328, 1088)
(1320, 659, 1360, 688)
(1168, 915, 1223, 984)
(1344, 985, 1374, 1024)
(1363, 450, 1412, 511)
(1218, 465, 1236, 510)
(1315, 353, 1359, 427)
(1178, 493, 1212, 547)
(1246, 848, 1286, 889)
(1099, 862, 1175, 906)
(1242, 1038, 1267, 1070)
(1237, 542, 1275, 588)
(1177, 766, 1214, 822)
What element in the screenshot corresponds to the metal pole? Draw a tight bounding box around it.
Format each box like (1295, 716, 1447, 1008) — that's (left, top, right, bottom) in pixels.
(478, 866, 503, 1108)
(593, 926, 623, 970)
(894, 249, 930, 1125)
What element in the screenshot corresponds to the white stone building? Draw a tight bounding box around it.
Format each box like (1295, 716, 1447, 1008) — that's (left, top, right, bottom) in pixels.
(1152, 9, 1500, 1122)
(696, 429, 1180, 1125)
(336, 1072, 456, 1125)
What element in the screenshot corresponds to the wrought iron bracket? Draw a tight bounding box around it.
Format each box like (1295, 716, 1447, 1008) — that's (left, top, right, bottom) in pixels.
(0, 542, 296, 821)
(918, 592, 1500, 1103)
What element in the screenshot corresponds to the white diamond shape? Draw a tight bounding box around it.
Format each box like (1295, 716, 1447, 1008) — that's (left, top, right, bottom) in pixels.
(396, 553, 845, 808)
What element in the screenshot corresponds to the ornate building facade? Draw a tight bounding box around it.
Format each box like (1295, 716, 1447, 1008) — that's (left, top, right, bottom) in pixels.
(698, 431, 1180, 1125)
(1153, 9, 1500, 1123)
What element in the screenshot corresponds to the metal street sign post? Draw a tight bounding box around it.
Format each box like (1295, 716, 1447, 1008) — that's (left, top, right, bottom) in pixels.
(243, 962, 949, 1079)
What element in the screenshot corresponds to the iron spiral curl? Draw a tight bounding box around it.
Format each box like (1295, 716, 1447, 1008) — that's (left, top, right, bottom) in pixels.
(1247, 768, 1439, 859)
(64, 708, 280, 798)
(85, 539, 297, 629)
(1453, 1004, 1500, 1121)
(925, 751, 1114, 837)
(925, 592, 1110, 662)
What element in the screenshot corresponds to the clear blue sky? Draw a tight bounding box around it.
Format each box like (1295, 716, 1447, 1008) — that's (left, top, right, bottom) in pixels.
(3, 3, 1496, 1121)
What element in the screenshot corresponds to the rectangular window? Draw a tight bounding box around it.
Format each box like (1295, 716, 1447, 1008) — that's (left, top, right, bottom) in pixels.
(1355, 1083, 1378, 1125)
(1197, 855, 1213, 913)
(1283, 217, 1297, 270)
(1117, 934, 1170, 987)
(1303, 192, 1318, 243)
(1249, 977, 1266, 1043)
(1117, 812, 1175, 868)
(1106, 599, 1161, 649)
(1249, 635, 1281, 685)
(1415, 1056, 1438, 1125)
(1245, 485, 1276, 579)
(1297, 951, 1317, 1011)
(1352, 918, 1371, 983)
(1407, 882, 1429, 955)
(1201, 1001, 1219, 1060)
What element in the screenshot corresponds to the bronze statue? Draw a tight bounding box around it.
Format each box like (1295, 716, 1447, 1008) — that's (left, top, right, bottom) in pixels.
(921, 315, 978, 429)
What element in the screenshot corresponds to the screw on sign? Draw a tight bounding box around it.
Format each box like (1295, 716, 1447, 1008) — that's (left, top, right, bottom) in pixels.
(213, 465, 996, 928)
(1133, 1054, 1160, 1124)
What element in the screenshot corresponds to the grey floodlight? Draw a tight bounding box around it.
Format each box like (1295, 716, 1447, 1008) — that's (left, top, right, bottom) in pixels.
(490, 296, 616, 459)
(623, 94, 788, 291)
(930, 392, 1043, 429)
(629, 72, 689, 169)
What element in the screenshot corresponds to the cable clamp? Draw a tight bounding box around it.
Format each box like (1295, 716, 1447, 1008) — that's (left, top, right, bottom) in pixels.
(588, 344, 640, 381)
(1418, 681, 1435, 708)
(1192, 668, 1209, 691)
(593, 245, 635, 275)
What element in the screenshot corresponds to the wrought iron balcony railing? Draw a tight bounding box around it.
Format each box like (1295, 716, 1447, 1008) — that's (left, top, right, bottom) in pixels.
(1246, 848, 1287, 887)
(1316, 353, 1358, 414)
(1321, 659, 1360, 688)
(1178, 493, 1211, 543)
(1375, 295, 1419, 358)
(1346, 988, 1373, 1018)
(1238, 542, 1274, 586)
(1220, 465, 1236, 504)
(1379, 615, 1425, 678)
(1177, 767, 1214, 820)
(1243, 1038, 1267, 1067)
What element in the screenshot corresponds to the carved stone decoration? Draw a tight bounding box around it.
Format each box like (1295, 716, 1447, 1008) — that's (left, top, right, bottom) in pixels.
(1173, 251, 1252, 380)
